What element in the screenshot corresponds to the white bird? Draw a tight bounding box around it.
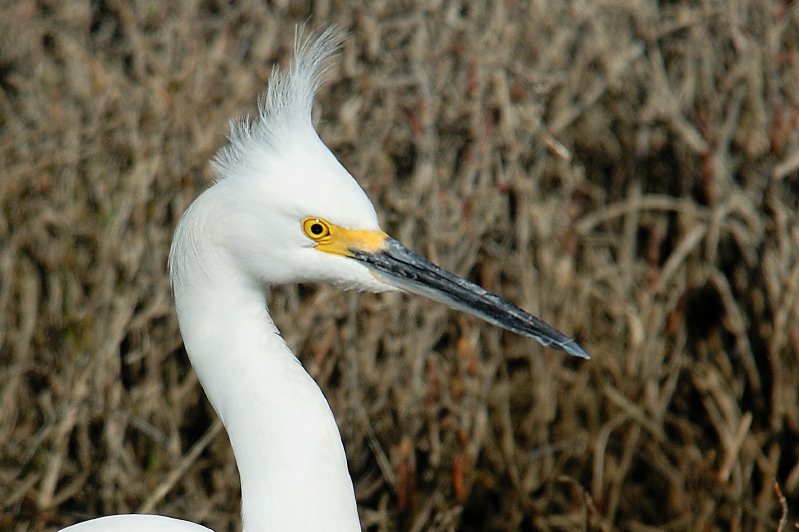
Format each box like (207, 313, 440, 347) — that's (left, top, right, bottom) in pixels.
(61, 28, 588, 532)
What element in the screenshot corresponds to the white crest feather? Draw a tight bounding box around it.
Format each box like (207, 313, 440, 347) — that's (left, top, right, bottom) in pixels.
(212, 26, 344, 178)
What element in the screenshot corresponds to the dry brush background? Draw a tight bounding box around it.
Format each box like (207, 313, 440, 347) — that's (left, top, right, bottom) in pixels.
(2, 0, 799, 530)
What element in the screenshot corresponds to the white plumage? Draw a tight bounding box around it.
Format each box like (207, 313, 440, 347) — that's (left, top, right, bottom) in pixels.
(62, 27, 587, 532)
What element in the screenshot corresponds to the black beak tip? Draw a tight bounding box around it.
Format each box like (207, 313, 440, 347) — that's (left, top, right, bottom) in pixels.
(561, 340, 591, 360)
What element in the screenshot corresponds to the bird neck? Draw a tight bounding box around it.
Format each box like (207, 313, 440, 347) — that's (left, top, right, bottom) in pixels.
(172, 260, 361, 531)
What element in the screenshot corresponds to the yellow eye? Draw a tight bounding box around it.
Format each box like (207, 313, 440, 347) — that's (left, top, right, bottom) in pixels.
(302, 218, 331, 241)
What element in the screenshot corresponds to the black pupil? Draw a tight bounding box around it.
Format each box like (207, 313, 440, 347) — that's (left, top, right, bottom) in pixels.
(310, 223, 324, 236)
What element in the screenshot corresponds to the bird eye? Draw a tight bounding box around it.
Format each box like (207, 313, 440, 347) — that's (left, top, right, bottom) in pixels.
(302, 218, 331, 241)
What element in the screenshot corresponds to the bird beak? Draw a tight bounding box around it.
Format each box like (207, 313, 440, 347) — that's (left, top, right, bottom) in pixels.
(347, 236, 589, 359)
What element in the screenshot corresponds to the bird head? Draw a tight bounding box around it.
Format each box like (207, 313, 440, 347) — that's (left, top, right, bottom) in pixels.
(169, 28, 588, 359)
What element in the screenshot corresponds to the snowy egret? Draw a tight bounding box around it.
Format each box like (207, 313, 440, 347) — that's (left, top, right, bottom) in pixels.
(62, 28, 588, 532)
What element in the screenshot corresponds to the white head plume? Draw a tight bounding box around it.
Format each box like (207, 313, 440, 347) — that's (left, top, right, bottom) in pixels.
(212, 26, 345, 177)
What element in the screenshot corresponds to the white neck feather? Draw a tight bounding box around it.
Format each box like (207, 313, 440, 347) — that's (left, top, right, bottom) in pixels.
(171, 220, 361, 531)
